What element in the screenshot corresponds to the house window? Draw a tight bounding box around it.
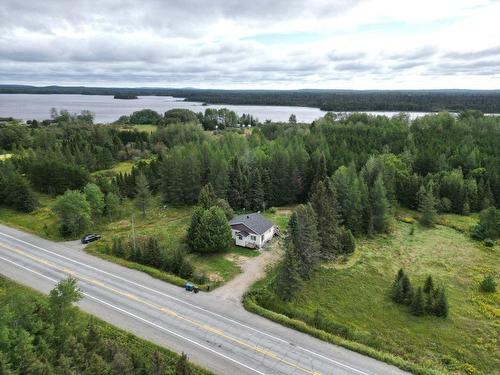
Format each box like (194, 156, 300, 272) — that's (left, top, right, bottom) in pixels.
(238, 235, 242, 240)
(250, 235, 256, 241)
(261, 235, 264, 242)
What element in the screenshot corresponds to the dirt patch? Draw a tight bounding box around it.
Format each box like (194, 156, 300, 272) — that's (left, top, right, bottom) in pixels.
(224, 254, 248, 266)
(211, 240, 283, 303)
(208, 273, 224, 283)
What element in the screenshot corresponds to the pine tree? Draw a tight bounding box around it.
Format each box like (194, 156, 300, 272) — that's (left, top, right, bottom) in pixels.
(198, 183, 217, 209)
(423, 275, 434, 294)
(175, 352, 191, 375)
(418, 185, 437, 227)
(371, 175, 390, 233)
(434, 288, 449, 318)
(288, 204, 321, 279)
(275, 243, 302, 301)
(411, 287, 425, 316)
(310, 180, 342, 259)
(135, 172, 151, 217)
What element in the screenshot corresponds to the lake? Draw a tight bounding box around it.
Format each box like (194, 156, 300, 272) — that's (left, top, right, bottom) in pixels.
(0, 93, 430, 123)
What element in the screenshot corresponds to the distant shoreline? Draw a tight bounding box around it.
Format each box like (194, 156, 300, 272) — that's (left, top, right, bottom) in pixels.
(2, 85, 500, 113)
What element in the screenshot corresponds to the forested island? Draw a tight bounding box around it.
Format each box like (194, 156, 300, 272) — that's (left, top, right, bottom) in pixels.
(3, 84, 500, 113)
(114, 93, 138, 99)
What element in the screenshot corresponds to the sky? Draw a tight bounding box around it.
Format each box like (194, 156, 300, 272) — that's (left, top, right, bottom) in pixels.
(1, 0, 500, 89)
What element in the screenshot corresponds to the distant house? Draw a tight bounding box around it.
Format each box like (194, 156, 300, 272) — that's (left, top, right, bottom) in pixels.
(229, 212, 275, 249)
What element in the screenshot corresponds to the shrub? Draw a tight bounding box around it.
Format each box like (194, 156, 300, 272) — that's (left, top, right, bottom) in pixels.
(479, 274, 496, 293)
(483, 238, 495, 247)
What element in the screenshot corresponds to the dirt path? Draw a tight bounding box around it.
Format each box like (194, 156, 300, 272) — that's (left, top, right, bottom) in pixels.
(211, 240, 283, 305)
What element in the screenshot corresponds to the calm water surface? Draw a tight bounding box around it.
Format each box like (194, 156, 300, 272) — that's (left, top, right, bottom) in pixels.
(0, 93, 430, 123)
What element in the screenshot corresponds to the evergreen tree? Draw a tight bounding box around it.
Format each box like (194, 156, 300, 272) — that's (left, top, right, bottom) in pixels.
(135, 172, 151, 217)
(423, 275, 434, 294)
(371, 175, 390, 233)
(310, 180, 341, 259)
(288, 204, 321, 279)
(418, 185, 437, 227)
(198, 183, 217, 209)
(188, 207, 231, 253)
(339, 227, 356, 254)
(424, 291, 435, 314)
(175, 353, 191, 375)
(111, 351, 134, 375)
(434, 288, 449, 318)
(479, 274, 496, 293)
(248, 169, 265, 211)
(411, 287, 425, 316)
(83, 353, 110, 375)
(275, 243, 302, 301)
(311, 153, 328, 192)
(187, 207, 204, 251)
(401, 274, 413, 305)
(227, 157, 245, 209)
(391, 269, 405, 303)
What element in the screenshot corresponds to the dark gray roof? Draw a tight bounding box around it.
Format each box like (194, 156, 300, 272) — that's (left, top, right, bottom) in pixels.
(229, 213, 274, 235)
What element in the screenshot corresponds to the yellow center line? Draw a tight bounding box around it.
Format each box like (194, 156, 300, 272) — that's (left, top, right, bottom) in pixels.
(0, 243, 322, 375)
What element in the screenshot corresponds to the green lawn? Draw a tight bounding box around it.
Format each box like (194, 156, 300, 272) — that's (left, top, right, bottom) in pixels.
(250, 216, 499, 375)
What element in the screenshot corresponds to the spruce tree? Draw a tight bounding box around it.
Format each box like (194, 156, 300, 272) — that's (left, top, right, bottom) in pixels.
(227, 157, 245, 209)
(310, 180, 341, 259)
(198, 183, 217, 209)
(248, 169, 265, 212)
(275, 243, 302, 301)
(423, 275, 434, 294)
(371, 175, 390, 233)
(401, 274, 413, 305)
(135, 172, 151, 217)
(339, 227, 356, 254)
(424, 290, 435, 314)
(311, 153, 328, 193)
(434, 288, 449, 318)
(411, 287, 425, 316)
(288, 204, 321, 279)
(391, 269, 405, 303)
(418, 185, 437, 227)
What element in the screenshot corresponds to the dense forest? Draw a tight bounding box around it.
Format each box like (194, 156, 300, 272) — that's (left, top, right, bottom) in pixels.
(0, 276, 209, 375)
(1, 108, 499, 222)
(3, 85, 500, 113)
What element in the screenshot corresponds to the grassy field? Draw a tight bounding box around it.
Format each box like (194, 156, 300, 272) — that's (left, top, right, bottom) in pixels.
(249, 215, 499, 375)
(120, 124, 158, 133)
(0, 276, 212, 375)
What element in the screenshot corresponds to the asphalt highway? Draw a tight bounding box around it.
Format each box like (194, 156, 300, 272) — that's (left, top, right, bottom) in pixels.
(0, 224, 409, 375)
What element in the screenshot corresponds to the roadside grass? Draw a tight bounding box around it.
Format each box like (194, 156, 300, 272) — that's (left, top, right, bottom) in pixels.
(0, 276, 212, 375)
(247, 215, 499, 375)
(0, 194, 62, 240)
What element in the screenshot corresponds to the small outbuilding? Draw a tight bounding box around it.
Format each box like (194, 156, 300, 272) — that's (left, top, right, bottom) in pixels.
(229, 212, 275, 249)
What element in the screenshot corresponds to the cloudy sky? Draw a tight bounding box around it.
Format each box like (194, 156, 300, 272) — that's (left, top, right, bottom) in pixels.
(1, 0, 499, 89)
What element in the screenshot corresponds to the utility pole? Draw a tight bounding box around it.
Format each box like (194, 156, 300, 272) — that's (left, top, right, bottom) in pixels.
(131, 214, 137, 252)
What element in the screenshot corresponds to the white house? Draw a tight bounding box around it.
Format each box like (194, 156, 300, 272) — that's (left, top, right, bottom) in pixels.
(229, 212, 275, 249)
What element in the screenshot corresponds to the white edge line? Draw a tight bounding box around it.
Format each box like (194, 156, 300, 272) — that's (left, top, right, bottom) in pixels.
(0, 230, 371, 375)
(0, 255, 266, 375)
